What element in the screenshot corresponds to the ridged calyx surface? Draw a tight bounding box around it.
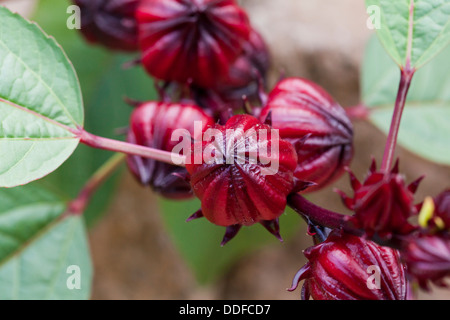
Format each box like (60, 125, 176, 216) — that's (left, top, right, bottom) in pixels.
(74, 0, 140, 51)
(127, 101, 214, 198)
(185, 115, 308, 245)
(402, 234, 450, 290)
(260, 78, 353, 192)
(137, 0, 251, 87)
(289, 230, 411, 300)
(337, 160, 422, 238)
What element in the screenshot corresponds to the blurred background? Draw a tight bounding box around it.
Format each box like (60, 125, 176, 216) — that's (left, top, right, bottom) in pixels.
(2, 0, 450, 300)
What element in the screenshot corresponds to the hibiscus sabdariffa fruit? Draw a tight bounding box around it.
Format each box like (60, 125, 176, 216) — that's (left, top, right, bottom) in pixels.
(260, 78, 354, 192)
(73, 0, 140, 51)
(401, 189, 450, 289)
(289, 230, 411, 300)
(126, 101, 214, 199)
(402, 234, 450, 290)
(337, 160, 422, 238)
(185, 115, 311, 245)
(192, 29, 270, 120)
(136, 0, 251, 88)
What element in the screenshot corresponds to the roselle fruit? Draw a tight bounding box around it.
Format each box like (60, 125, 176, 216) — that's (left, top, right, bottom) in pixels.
(185, 114, 310, 245)
(126, 101, 214, 199)
(337, 160, 422, 238)
(402, 190, 450, 289)
(217, 28, 270, 89)
(73, 0, 139, 51)
(289, 230, 411, 300)
(402, 234, 450, 290)
(136, 0, 251, 88)
(259, 78, 353, 192)
(192, 29, 270, 120)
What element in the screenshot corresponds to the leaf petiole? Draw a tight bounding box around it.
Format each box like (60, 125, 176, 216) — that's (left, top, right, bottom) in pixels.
(78, 128, 186, 167)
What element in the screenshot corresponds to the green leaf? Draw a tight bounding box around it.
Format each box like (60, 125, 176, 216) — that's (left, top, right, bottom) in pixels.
(0, 6, 83, 187)
(32, 0, 155, 225)
(0, 184, 92, 300)
(366, 0, 450, 69)
(362, 36, 450, 165)
(159, 198, 302, 284)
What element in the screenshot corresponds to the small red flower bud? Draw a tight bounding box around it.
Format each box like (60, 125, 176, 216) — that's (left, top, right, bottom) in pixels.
(126, 101, 214, 199)
(73, 0, 139, 51)
(289, 230, 411, 300)
(259, 78, 354, 192)
(185, 115, 307, 245)
(136, 0, 251, 88)
(337, 160, 422, 238)
(402, 234, 450, 290)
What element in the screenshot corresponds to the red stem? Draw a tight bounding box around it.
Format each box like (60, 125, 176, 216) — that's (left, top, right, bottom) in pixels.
(78, 129, 186, 167)
(288, 194, 351, 231)
(380, 68, 415, 172)
(67, 153, 125, 215)
(287, 194, 403, 248)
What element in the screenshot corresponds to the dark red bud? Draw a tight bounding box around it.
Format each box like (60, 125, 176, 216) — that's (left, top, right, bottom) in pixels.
(289, 230, 411, 300)
(185, 115, 301, 244)
(402, 234, 450, 290)
(192, 30, 270, 120)
(192, 29, 270, 120)
(136, 0, 251, 88)
(337, 160, 421, 238)
(73, 0, 139, 51)
(218, 29, 270, 89)
(259, 78, 354, 192)
(126, 101, 214, 199)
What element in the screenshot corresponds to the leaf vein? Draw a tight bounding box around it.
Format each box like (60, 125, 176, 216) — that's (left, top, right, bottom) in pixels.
(0, 35, 78, 127)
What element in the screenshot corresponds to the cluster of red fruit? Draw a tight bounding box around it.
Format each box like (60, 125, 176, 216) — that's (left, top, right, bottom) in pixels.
(74, 0, 450, 300)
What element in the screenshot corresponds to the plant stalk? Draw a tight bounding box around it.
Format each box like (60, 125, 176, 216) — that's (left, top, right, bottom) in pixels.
(380, 68, 415, 172)
(67, 153, 126, 215)
(288, 194, 350, 231)
(78, 129, 186, 167)
(287, 194, 403, 248)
